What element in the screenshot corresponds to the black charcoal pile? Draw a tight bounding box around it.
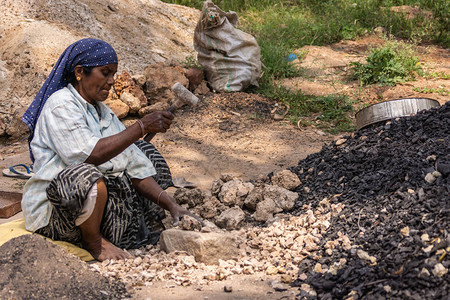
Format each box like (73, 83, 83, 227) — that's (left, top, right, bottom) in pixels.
(289, 102, 449, 299)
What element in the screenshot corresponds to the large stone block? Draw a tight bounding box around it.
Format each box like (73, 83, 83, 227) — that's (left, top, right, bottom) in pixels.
(159, 229, 239, 265)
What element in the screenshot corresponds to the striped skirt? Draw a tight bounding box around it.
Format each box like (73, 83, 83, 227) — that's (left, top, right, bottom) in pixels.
(36, 141, 173, 249)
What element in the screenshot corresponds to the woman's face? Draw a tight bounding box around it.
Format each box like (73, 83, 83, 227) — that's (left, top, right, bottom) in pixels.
(76, 63, 118, 104)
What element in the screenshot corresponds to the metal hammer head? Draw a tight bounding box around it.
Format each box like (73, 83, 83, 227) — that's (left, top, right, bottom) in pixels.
(171, 82, 199, 108)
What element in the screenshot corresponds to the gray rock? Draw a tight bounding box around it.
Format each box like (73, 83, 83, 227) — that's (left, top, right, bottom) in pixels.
(244, 187, 263, 211)
(218, 179, 254, 207)
(253, 198, 280, 222)
(210, 179, 224, 196)
(174, 188, 206, 208)
(263, 185, 298, 211)
(216, 206, 245, 230)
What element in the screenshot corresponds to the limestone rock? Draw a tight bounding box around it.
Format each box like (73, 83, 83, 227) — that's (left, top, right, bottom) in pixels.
(253, 198, 280, 222)
(263, 184, 298, 211)
(244, 187, 263, 211)
(131, 74, 147, 87)
(220, 173, 235, 182)
(215, 206, 245, 230)
(271, 170, 301, 190)
(138, 102, 170, 117)
(198, 196, 220, 219)
(159, 229, 239, 265)
(218, 179, 254, 207)
(174, 188, 206, 208)
(144, 63, 189, 104)
(4, 107, 28, 139)
(185, 67, 204, 91)
(120, 91, 141, 114)
(106, 99, 129, 119)
(114, 70, 147, 107)
(211, 179, 224, 196)
(194, 81, 210, 95)
(180, 215, 202, 231)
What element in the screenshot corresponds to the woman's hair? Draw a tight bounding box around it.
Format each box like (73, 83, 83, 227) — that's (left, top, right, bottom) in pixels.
(65, 66, 94, 84)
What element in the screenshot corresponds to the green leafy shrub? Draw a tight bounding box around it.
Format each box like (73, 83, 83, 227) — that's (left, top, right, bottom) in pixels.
(351, 40, 421, 86)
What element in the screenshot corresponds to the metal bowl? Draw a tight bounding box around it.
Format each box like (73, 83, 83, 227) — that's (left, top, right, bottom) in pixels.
(355, 98, 440, 130)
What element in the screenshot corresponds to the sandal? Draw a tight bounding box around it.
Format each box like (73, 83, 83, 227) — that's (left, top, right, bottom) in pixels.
(2, 164, 34, 179)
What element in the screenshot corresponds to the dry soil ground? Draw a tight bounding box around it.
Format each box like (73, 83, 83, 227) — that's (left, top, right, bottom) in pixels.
(0, 32, 449, 300)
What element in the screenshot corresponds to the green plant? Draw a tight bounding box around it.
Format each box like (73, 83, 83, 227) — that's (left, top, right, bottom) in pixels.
(422, 71, 450, 79)
(350, 39, 421, 86)
(257, 82, 355, 133)
(182, 55, 203, 69)
(163, 0, 448, 133)
(413, 86, 449, 96)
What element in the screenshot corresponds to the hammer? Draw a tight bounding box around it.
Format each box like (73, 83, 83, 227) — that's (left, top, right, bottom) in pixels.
(143, 82, 199, 142)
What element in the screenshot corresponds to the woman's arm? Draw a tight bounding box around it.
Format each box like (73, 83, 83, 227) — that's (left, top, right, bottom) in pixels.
(131, 177, 203, 225)
(85, 111, 174, 165)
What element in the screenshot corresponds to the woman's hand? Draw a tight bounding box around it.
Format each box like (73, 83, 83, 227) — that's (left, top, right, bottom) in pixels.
(167, 202, 204, 226)
(131, 177, 204, 227)
(141, 111, 174, 134)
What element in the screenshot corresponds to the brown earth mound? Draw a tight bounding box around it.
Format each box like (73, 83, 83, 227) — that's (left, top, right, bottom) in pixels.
(0, 234, 129, 300)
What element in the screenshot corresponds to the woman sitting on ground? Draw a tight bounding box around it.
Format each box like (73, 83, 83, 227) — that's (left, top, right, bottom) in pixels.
(22, 38, 200, 261)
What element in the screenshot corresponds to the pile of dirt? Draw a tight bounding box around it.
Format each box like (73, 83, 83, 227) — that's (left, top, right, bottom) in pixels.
(0, 0, 199, 139)
(287, 103, 449, 299)
(0, 234, 129, 300)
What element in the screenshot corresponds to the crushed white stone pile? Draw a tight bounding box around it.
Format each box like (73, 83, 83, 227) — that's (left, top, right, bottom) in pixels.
(92, 200, 350, 291)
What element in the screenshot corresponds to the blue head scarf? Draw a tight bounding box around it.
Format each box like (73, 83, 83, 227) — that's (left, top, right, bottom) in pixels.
(23, 38, 118, 162)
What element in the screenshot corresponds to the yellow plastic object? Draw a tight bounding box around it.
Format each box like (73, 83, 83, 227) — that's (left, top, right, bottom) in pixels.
(0, 218, 94, 261)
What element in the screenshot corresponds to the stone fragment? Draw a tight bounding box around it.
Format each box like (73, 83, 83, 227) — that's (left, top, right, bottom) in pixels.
(194, 81, 210, 95)
(198, 196, 220, 219)
(357, 249, 377, 265)
(159, 229, 239, 265)
(266, 265, 278, 275)
(218, 179, 254, 207)
(424, 173, 436, 184)
(120, 91, 141, 114)
(174, 188, 206, 208)
(180, 215, 202, 231)
(400, 226, 410, 236)
(215, 207, 245, 230)
(421, 233, 430, 242)
(281, 275, 292, 283)
(263, 185, 298, 211)
(244, 187, 263, 211)
(132, 74, 147, 87)
(335, 138, 347, 146)
(271, 170, 301, 190)
(253, 198, 280, 222)
(106, 99, 129, 119)
(144, 63, 189, 103)
(432, 171, 442, 178)
(432, 263, 448, 277)
(185, 67, 204, 91)
(211, 179, 224, 196)
(223, 285, 233, 293)
(220, 174, 235, 182)
(418, 267, 430, 278)
(138, 102, 170, 117)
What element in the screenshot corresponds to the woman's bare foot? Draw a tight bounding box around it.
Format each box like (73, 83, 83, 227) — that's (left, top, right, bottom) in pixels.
(83, 236, 130, 262)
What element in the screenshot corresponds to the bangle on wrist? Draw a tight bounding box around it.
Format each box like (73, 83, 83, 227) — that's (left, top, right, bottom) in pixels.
(157, 190, 166, 206)
(136, 119, 145, 137)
